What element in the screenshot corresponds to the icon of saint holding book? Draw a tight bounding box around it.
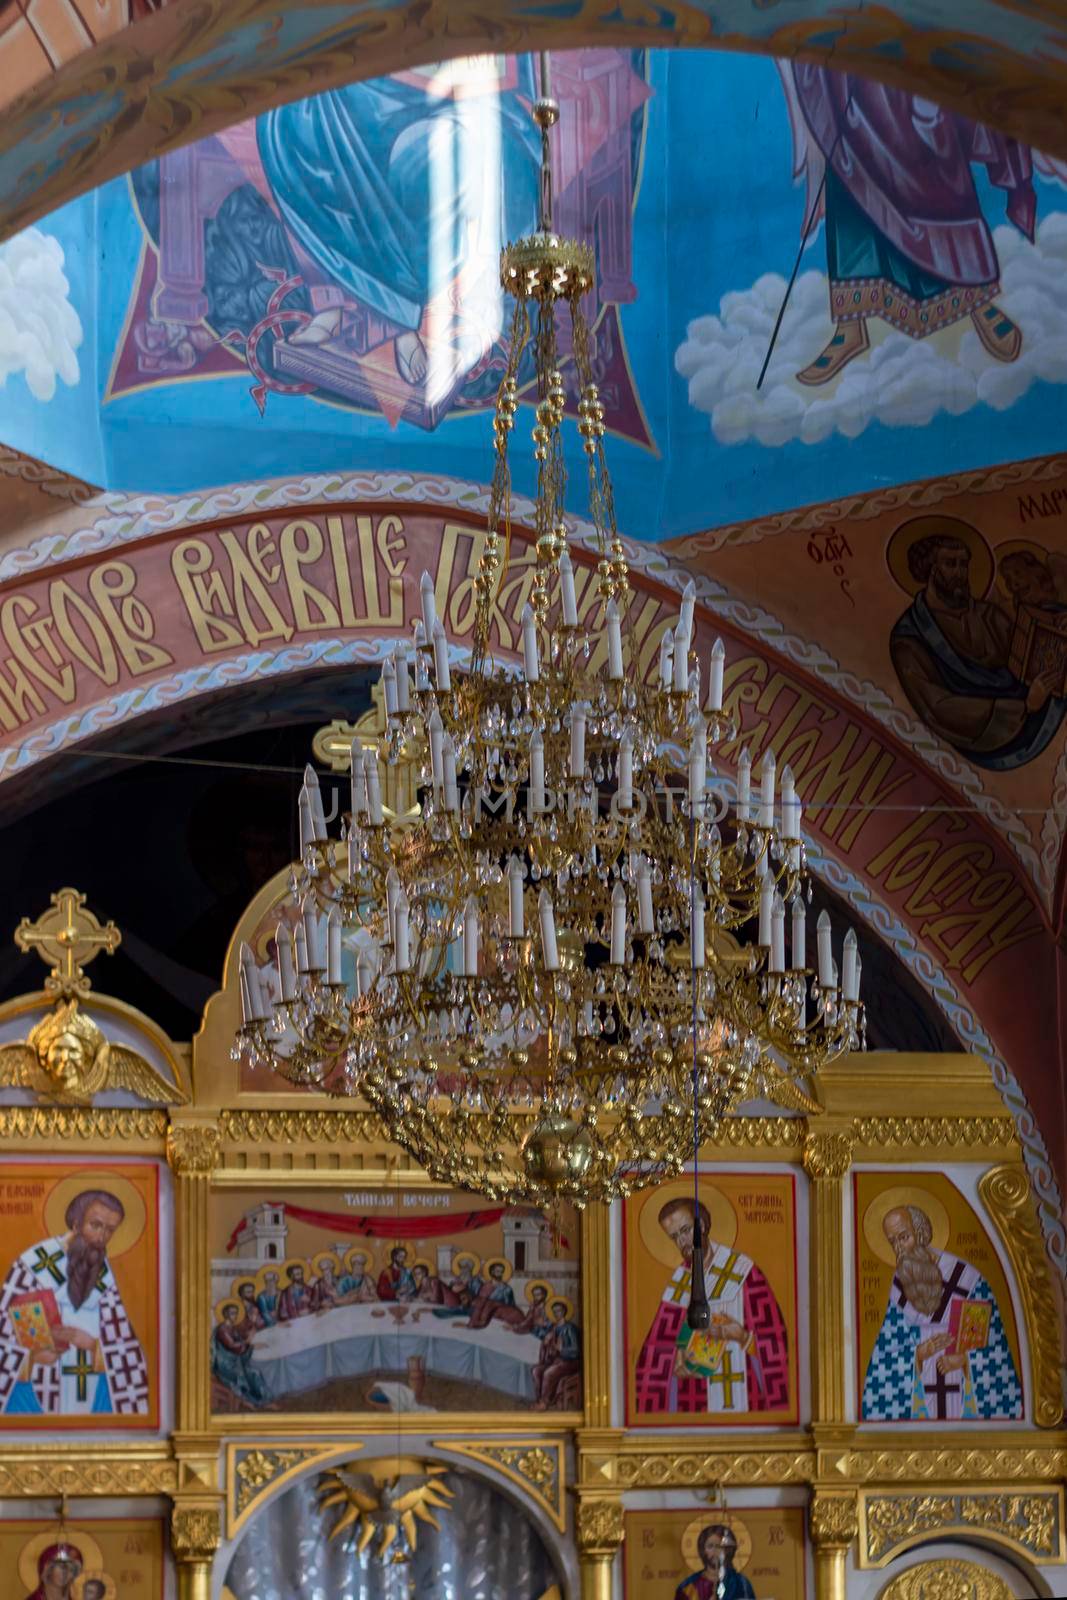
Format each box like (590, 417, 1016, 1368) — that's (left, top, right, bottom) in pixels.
(634, 1186, 789, 1416)
(862, 1193, 1022, 1421)
(0, 1179, 149, 1418)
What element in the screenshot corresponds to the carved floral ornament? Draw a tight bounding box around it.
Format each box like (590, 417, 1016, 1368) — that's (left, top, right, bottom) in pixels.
(169, 1504, 222, 1562)
(576, 1497, 625, 1555)
(876, 1561, 1013, 1600)
(166, 1122, 222, 1176)
(862, 1490, 1062, 1564)
(809, 1492, 860, 1549)
(803, 1128, 855, 1180)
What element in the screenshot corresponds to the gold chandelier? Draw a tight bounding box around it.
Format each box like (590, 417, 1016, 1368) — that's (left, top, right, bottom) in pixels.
(235, 57, 865, 1204)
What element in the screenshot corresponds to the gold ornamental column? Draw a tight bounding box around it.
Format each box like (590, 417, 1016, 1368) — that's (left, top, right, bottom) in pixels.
(167, 1119, 221, 1432)
(802, 1126, 854, 1424)
(576, 1496, 624, 1600)
(170, 1504, 222, 1600)
(809, 1491, 858, 1600)
(167, 1119, 223, 1599)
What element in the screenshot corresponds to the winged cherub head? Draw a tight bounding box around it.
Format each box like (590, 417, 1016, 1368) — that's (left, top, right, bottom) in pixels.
(28, 1001, 103, 1092)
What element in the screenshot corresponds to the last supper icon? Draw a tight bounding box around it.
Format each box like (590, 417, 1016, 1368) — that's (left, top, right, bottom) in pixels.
(210, 1186, 581, 1414)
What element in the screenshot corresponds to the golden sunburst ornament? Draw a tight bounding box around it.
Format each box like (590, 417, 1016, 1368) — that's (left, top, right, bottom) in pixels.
(318, 1460, 455, 1564)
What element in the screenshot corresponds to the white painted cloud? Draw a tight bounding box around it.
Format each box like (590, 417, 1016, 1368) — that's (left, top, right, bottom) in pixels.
(0, 227, 83, 402)
(676, 214, 1067, 447)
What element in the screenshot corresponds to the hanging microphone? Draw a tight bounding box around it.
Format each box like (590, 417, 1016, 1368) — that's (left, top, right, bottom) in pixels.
(687, 1208, 711, 1330)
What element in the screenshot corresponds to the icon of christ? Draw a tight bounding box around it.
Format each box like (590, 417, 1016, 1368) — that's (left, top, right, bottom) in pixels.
(635, 1198, 789, 1415)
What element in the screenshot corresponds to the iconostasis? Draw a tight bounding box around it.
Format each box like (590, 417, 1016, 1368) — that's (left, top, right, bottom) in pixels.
(0, 883, 1060, 1600)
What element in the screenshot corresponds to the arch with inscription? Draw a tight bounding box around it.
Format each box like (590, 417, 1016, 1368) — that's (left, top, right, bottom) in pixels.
(4, 1, 1067, 243)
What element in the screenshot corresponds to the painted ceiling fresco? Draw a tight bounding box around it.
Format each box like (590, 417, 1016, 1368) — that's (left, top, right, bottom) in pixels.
(7, 48, 1067, 534)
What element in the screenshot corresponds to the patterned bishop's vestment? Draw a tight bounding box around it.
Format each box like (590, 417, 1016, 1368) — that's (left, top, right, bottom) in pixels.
(862, 1248, 1022, 1421)
(0, 1235, 149, 1416)
(635, 1241, 789, 1414)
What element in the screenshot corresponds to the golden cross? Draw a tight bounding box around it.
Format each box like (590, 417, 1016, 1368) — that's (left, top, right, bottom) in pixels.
(15, 887, 120, 997)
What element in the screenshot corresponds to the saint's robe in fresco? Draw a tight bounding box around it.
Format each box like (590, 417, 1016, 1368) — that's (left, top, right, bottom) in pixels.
(890, 586, 1064, 770)
(212, 1315, 269, 1406)
(257, 63, 540, 359)
(781, 62, 1058, 384)
(862, 1247, 1021, 1421)
(635, 1242, 788, 1415)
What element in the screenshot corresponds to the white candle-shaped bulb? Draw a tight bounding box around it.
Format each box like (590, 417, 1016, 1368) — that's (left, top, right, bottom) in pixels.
(239, 943, 265, 1021)
(709, 638, 725, 712)
(538, 889, 559, 971)
(688, 719, 707, 807)
(617, 729, 634, 811)
(350, 739, 366, 817)
(463, 896, 480, 977)
(570, 703, 587, 780)
(302, 901, 323, 971)
(238, 965, 253, 1025)
(420, 570, 437, 640)
(442, 735, 459, 812)
(303, 764, 327, 840)
(606, 600, 623, 680)
(521, 603, 540, 683)
(356, 950, 374, 997)
(298, 787, 315, 853)
(559, 549, 578, 627)
(327, 909, 343, 985)
(770, 895, 786, 974)
(428, 707, 444, 787)
(842, 928, 859, 1001)
(385, 866, 401, 944)
(817, 910, 834, 989)
(432, 616, 451, 692)
(679, 578, 696, 645)
(658, 631, 673, 688)
(294, 923, 309, 975)
(382, 655, 398, 717)
(508, 855, 525, 938)
(530, 728, 546, 813)
(413, 623, 430, 689)
(637, 857, 654, 934)
(791, 897, 806, 970)
(395, 646, 410, 711)
(781, 763, 798, 837)
(610, 882, 627, 964)
(759, 748, 776, 828)
(394, 893, 410, 973)
(758, 880, 774, 946)
(690, 883, 706, 969)
(737, 748, 752, 821)
(365, 753, 384, 825)
(672, 622, 689, 693)
(276, 924, 296, 1002)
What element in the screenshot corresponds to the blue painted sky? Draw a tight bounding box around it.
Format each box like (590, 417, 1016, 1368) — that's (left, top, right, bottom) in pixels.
(3, 50, 1067, 535)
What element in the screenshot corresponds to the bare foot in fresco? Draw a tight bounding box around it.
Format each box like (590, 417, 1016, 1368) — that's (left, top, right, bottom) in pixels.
(971, 303, 1022, 362)
(396, 330, 428, 385)
(290, 308, 343, 346)
(796, 318, 870, 386)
